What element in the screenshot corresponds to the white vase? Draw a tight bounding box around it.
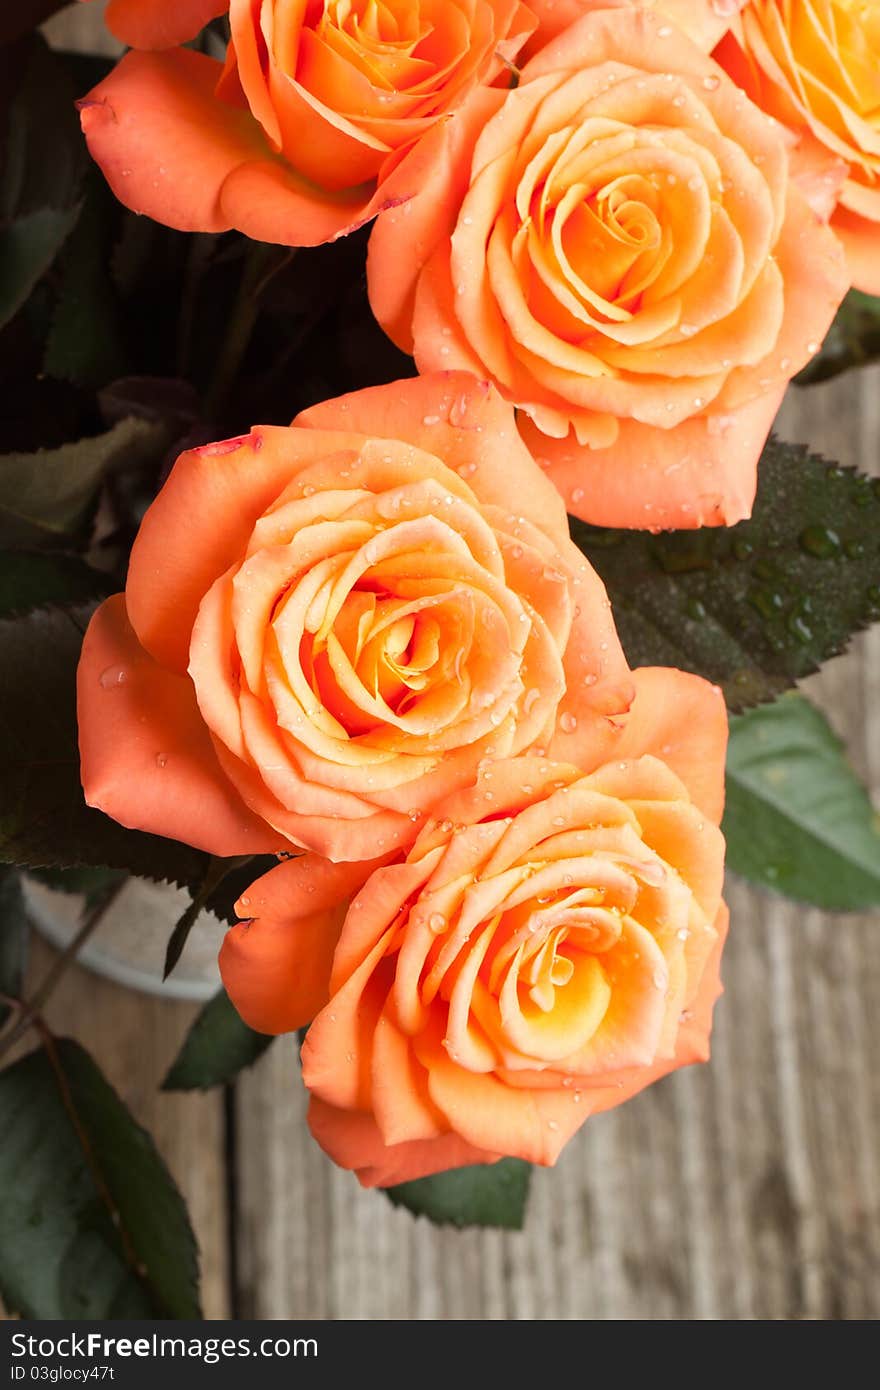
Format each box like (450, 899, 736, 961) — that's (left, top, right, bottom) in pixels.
(23, 876, 223, 1002)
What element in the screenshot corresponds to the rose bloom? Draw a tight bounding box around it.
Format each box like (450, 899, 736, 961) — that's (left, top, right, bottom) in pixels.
(77, 373, 633, 863)
(77, 0, 535, 246)
(715, 1, 880, 294)
(368, 5, 849, 530)
(221, 666, 727, 1186)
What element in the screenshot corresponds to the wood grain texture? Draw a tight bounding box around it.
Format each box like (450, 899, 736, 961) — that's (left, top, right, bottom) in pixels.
(235, 371, 880, 1321)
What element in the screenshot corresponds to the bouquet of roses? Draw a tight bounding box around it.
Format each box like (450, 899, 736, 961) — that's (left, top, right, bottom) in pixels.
(0, 0, 878, 1317)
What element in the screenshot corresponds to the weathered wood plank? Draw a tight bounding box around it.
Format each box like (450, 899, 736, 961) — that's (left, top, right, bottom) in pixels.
(235, 371, 880, 1321)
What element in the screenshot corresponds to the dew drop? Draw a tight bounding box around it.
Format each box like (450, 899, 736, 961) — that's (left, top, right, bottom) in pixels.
(99, 665, 127, 689)
(560, 711, 578, 734)
(429, 912, 446, 934)
(702, 74, 720, 91)
(799, 524, 841, 558)
(155, 753, 168, 769)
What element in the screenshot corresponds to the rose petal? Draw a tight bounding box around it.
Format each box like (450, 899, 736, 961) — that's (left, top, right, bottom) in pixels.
(102, 0, 229, 50)
(307, 1096, 497, 1187)
(219, 853, 385, 1032)
(520, 386, 784, 529)
(79, 49, 268, 233)
(77, 596, 282, 856)
(296, 373, 571, 549)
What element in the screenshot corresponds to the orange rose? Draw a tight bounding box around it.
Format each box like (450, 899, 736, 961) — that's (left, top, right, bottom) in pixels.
(77, 373, 633, 863)
(221, 667, 728, 1186)
(715, 1, 880, 294)
(77, 0, 535, 246)
(368, 7, 849, 530)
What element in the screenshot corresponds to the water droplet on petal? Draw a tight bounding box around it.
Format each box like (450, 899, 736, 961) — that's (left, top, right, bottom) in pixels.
(99, 665, 127, 689)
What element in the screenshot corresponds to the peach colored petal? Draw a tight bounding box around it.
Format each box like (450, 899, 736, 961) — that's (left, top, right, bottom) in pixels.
(831, 205, 880, 295)
(367, 87, 506, 351)
(520, 386, 785, 530)
(219, 97, 457, 245)
(582, 899, 728, 1113)
(307, 1096, 497, 1187)
(127, 426, 334, 673)
(219, 854, 385, 1033)
(716, 185, 848, 412)
(103, 0, 228, 49)
(295, 373, 571, 550)
(79, 49, 268, 234)
(613, 667, 728, 822)
(522, 6, 734, 85)
(211, 736, 420, 861)
(370, 1012, 446, 1146)
(302, 951, 395, 1111)
(77, 596, 283, 857)
(523, 0, 746, 57)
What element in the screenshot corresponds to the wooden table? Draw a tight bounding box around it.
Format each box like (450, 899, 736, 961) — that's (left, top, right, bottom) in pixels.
(16, 5, 880, 1322)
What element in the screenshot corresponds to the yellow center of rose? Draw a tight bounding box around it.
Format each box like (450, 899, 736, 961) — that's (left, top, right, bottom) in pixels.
(388, 761, 721, 1078)
(187, 435, 574, 853)
(445, 48, 796, 443)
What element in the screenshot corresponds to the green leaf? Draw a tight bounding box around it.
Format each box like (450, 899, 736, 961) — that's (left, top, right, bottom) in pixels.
(0, 416, 170, 548)
(27, 865, 126, 908)
(162, 989, 274, 1091)
(0, 867, 29, 1026)
(385, 1159, 532, 1230)
(0, 603, 210, 886)
(0, 205, 82, 331)
(724, 693, 880, 909)
(572, 436, 880, 712)
(0, 36, 88, 330)
(797, 289, 880, 386)
(163, 856, 251, 980)
(0, 1038, 201, 1318)
(0, 551, 113, 617)
(43, 175, 129, 390)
